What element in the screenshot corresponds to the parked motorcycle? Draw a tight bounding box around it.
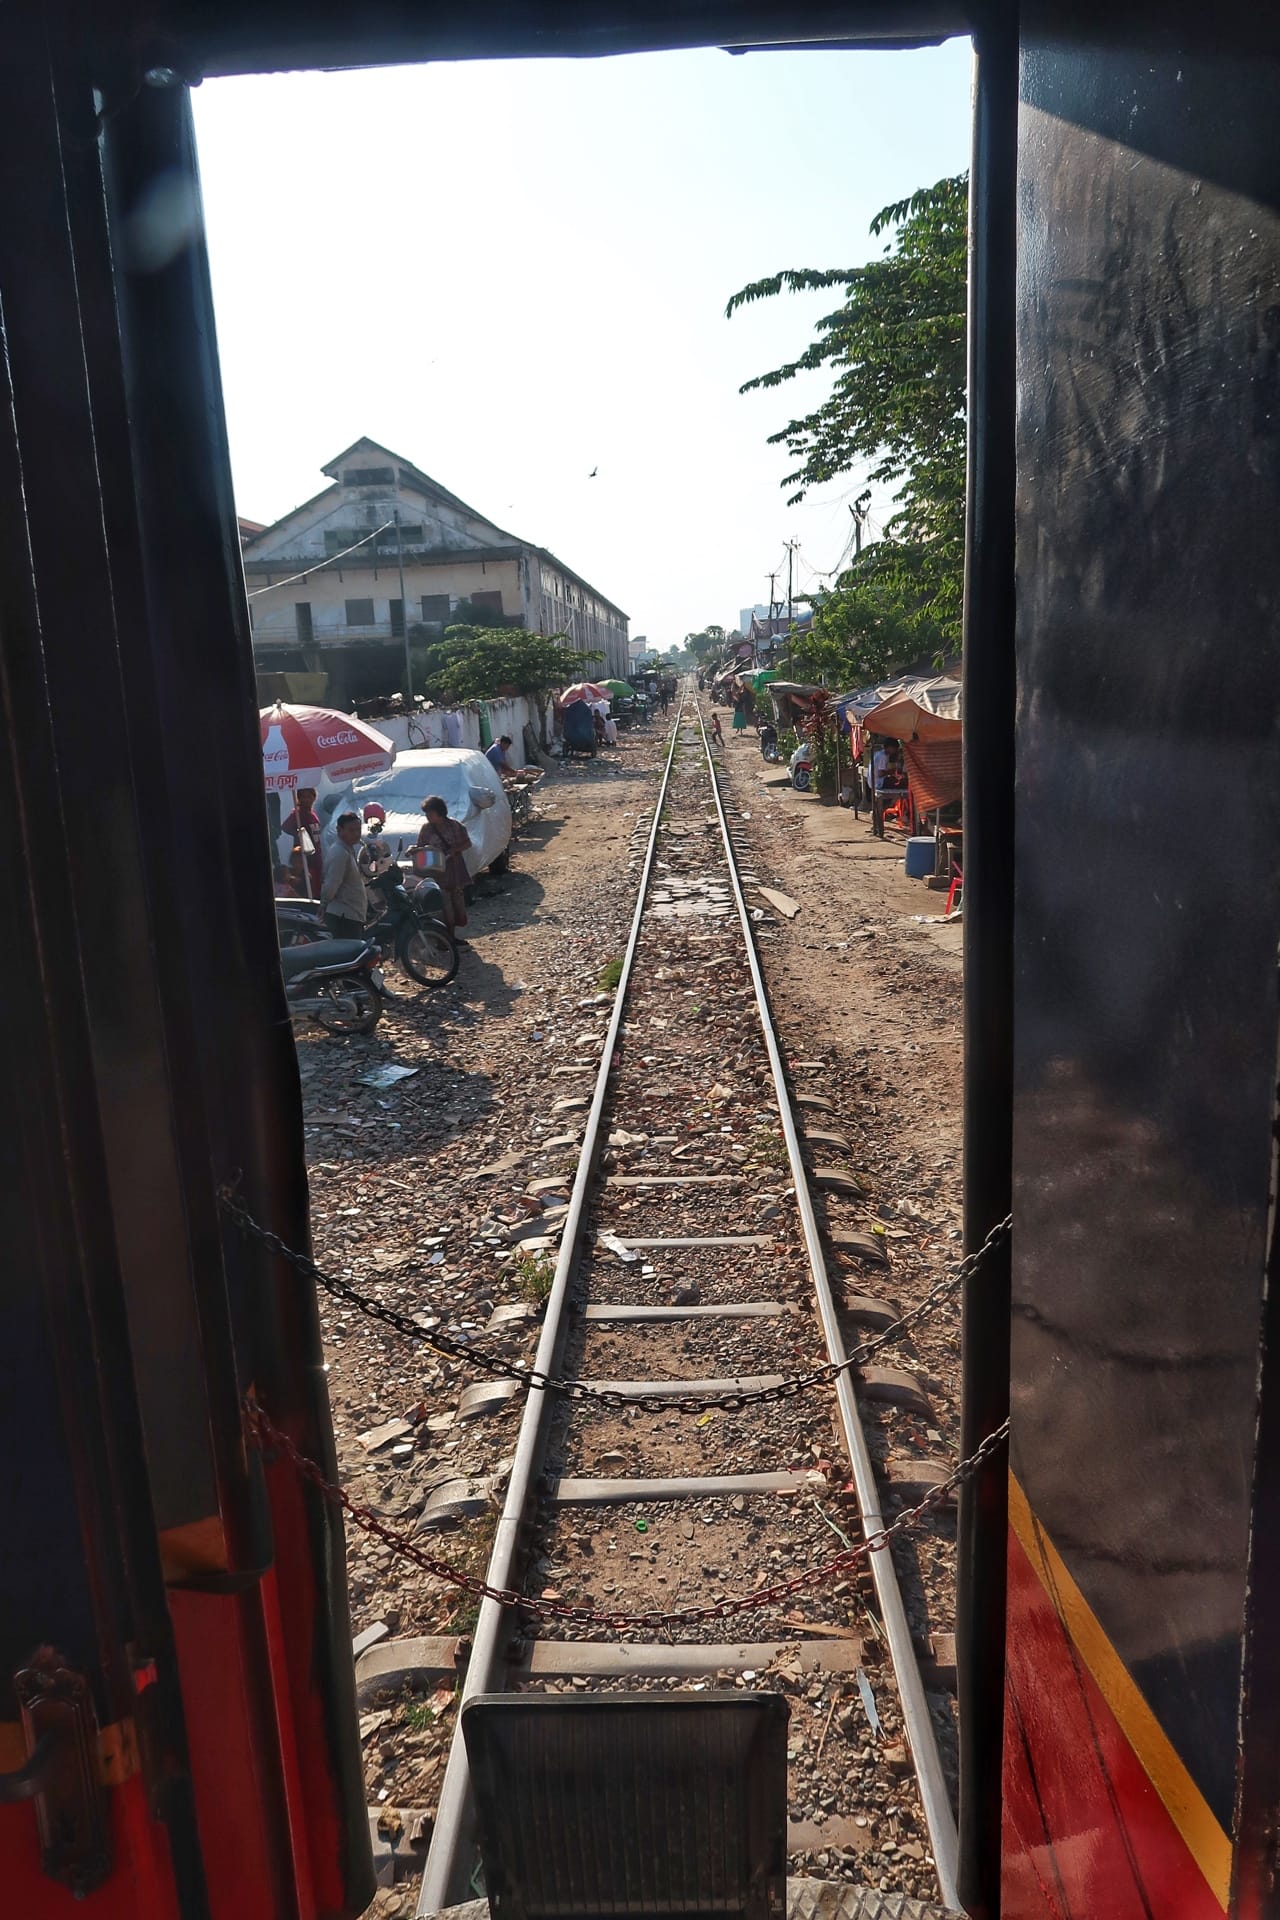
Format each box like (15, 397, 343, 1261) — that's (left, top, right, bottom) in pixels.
(280, 938, 384, 1035)
(759, 723, 779, 763)
(276, 865, 458, 989)
(788, 741, 813, 792)
(367, 864, 459, 986)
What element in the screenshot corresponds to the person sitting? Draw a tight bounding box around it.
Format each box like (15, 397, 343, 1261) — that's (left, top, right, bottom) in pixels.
(358, 801, 396, 878)
(486, 734, 517, 779)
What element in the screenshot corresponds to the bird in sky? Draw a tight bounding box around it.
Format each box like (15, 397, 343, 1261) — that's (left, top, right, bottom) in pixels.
(589, 466, 598, 478)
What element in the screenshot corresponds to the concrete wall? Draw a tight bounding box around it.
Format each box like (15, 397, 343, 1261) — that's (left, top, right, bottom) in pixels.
(247, 473, 510, 567)
(376, 694, 540, 758)
(249, 555, 525, 648)
(531, 556, 628, 678)
(244, 447, 628, 677)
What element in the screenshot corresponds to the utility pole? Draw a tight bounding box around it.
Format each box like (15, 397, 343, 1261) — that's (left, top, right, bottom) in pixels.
(763, 571, 780, 670)
(785, 540, 799, 677)
(850, 491, 871, 561)
(394, 508, 411, 702)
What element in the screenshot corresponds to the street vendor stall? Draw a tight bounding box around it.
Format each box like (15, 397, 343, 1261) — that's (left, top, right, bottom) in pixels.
(765, 680, 826, 728)
(260, 701, 396, 894)
(858, 675, 963, 863)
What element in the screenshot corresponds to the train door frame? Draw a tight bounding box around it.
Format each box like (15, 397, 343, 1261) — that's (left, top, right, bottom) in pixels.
(0, 2, 1021, 1914)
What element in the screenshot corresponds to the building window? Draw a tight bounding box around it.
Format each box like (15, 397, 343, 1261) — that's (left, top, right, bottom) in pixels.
(374, 523, 424, 552)
(420, 594, 450, 626)
(390, 599, 405, 637)
(471, 589, 504, 618)
(345, 598, 375, 626)
(295, 602, 313, 644)
(343, 466, 394, 486)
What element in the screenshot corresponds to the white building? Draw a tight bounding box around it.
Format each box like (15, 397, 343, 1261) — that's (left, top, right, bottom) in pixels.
(242, 438, 629, 701)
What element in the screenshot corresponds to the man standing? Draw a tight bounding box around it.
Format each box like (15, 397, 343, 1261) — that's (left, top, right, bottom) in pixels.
(322, 812, 369, 940)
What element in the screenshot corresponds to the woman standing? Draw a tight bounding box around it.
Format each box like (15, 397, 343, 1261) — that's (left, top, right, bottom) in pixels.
(417, 795, 472, 939)
(731, 693, 749, 737)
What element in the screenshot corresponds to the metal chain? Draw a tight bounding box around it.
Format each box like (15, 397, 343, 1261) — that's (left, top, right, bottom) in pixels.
(222, 1190, 1011, 1416)
(246, 1396, 1009, 1632)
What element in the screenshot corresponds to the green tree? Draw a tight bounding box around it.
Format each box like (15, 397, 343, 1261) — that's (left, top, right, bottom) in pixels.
(415, 626, 602, 746)
(727, 173, 968, 652)
(684, 626, 725, 663)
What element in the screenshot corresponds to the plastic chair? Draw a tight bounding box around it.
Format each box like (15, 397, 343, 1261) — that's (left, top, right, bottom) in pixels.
(882, 790, 912, 833)
(946, 861, 963, 916)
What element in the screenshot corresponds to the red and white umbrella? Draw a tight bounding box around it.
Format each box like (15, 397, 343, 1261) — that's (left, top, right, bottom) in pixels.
(259, 702, 396, 793)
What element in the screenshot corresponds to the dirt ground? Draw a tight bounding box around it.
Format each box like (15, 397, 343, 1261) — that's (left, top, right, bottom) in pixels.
(291, 701, 964, 1916)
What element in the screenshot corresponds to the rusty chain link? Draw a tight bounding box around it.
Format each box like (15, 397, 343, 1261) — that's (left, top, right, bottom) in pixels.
(222, 1190, 1010, 1416)
(245, 1395, 1009, 1631)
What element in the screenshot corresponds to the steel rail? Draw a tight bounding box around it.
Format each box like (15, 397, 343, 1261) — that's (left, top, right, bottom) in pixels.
(417, 703, 689, 1915)
(691, 699, 961, 1907)
(419, 695, 960, 1912)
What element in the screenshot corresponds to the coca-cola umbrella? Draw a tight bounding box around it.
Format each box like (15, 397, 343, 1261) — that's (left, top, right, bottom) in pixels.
(260, 702, 396, 898)
(260, 702, 396, 789)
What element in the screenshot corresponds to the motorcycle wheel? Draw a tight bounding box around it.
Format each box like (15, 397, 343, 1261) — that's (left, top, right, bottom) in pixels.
(397, 918, 459, 988)
(313, 978, 382, 1035)
(791, 765, 811, 793)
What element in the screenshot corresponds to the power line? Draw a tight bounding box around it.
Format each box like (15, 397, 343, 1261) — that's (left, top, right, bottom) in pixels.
(798, 525, 859, 581)
(245, 518, 397, 598)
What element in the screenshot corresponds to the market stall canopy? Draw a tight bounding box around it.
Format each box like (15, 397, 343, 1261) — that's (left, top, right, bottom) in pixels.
(601, 679, 634, 700)
(839, 675, 928, 726)
(259, 701, 395, 793)
(861, 675, 962, 741)
(561, 681, 609, 706)
(766, 680, 827, 725)
(765, 681, 825, 699)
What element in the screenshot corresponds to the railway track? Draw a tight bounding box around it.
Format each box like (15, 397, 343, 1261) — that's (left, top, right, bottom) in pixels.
(395, 695, 964, 1917)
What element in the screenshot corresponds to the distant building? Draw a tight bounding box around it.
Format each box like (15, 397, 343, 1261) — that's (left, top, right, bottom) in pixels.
(241, 438, 629, 702)
(739, 603, 774, 634)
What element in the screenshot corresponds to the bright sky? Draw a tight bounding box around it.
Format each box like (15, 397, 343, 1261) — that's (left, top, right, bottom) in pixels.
(193, 42, 971, 649)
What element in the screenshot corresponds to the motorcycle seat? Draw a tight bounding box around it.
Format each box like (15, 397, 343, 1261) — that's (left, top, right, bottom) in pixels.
(279, 939, 373, 980)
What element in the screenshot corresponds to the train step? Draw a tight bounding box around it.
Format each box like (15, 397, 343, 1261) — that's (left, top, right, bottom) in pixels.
(427, 1884, 961, 1920)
